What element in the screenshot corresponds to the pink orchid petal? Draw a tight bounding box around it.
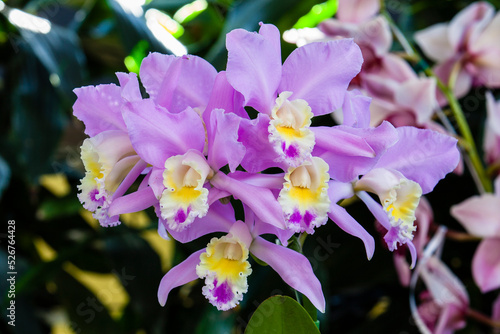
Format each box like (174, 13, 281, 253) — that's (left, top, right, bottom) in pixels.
(73, 84, 127, 136)
(374, 127, 460, 194)
(207, 109, 246, 172)
(123, 102, 205, 168)
(280, 39, 362, 116)
(238, 114, 284, 173)
(495, 175, 500, 196)
(414, 23, 455, 63)
(394, 78, 437, 125)
(228, 171, 285, 190)
(108, 187, 157, 216)
(471, 12, 500, 53)
(226, 24, 282, 115)
(140, 53, 217, 112)
(203, 71, 248, 123)
(434, 59, 473, 105)
(116, 72, 142, 102)
(393, 253, 411, 286)
(337, 0, 380, 23)
(451, 194, 500, 237)
(314, 121, 398, 182)
(328, 203, 375, 260)
(449, 2, 494, 51)
(472, 238, 500, 293)
(250, 236, 326, 312)
(210, 172, 286, 230)
(341, 89, 371, 128)
(158, 249, 204, 306)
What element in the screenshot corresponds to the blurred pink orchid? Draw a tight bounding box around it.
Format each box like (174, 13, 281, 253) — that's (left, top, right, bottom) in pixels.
(417, 256, 469, 334)
(485, 92, 500, 165)
(415, 2, 500, 104)
(451, 175, 500, 293)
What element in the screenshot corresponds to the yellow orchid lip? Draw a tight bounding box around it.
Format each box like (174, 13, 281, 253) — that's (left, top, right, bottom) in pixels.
(196, 234, 252, 311)
(268, 91, 315, 167)
(160, 150, 212, 232)
(278, 157, 331, 234)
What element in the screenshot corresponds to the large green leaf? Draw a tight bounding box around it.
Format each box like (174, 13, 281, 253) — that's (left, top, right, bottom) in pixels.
(244, 296, 320, 334)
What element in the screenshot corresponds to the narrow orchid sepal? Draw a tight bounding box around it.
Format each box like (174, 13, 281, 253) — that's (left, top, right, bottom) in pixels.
(158, 249, 205, 306)
(250, 236, 326, 313)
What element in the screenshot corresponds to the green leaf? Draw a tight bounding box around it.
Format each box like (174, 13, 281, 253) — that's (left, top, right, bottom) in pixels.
(244, 295, 320, 334)
(293, 0, 338, 29)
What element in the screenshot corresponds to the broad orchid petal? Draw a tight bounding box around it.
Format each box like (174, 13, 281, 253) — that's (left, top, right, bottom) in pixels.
(336, 0, 380, 23)
(229, 171, 285, 190)
(238, 114, 284, 173)
(448, 1, 494, 51)
(374, 127, 460, 194)
(327, 180, 355, 203)
(280, 39, 362, 116)
(472, 238, 500, 293)
(250, 236, 325, 313)
(123, 102, 205, 168)
(451, 194, 500, 238)
(471, 12, 500, 53)
(434, 59, 473, 105)
(211, 172, 286, 230)
(73, 84, 127, 136)
(226, 24, 282, 115)
(328, 203, 375, 259)
(207, 109, 246, 172)
(314, 122, 398, 182)
(116, 72, 142, 102)
(414, 23, 455, 63)
(158, 249, 204, 306)
(394, 78, 437, 125)
(203, 71, 248, 124)
(140, 53, 217, 112)
(341, 89, 371, 128)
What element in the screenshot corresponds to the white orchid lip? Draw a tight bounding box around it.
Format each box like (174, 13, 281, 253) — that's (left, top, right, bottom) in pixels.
(78, 130, 138, 215)
(160, 150, 213, 232)
(196, 221, 252, 311)
(278, 157, 331, 234)
(268, 91, 315, 167)
(355, 168, 422, 250)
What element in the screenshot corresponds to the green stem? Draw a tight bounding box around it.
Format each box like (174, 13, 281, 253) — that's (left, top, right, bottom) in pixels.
(381, 8, 493, 193)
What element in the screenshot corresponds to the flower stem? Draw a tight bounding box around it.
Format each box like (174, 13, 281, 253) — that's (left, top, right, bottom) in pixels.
(381, 8, 493, 194)
(467, 308, 500, 328)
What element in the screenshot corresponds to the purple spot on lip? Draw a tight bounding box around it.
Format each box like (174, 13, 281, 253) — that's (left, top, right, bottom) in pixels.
(289, 210, 302, 225)
(303, 211, 315, 227)
(175, 209, 187, 224)
(211, 279, 233, 305)
(90, 189, 105, 205)
(285, 144, 298, 158)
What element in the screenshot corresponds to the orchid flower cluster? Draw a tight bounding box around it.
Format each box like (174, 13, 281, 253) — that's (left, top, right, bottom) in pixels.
(73, 20, 461, 317)
(285, 0, 500, 332)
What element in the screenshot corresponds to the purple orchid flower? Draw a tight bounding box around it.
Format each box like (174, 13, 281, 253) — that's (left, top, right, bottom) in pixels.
(226, 22, 363, 170)
(73, 72, 149, 227)
(113, 52, 287, 237)
(451, 175, 500, 293)
(415, 2, 500, 104)
(157, 207, 324, 312)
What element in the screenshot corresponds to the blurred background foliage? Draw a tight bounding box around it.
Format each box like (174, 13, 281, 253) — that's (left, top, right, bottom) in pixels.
(0, 0, 499, 333)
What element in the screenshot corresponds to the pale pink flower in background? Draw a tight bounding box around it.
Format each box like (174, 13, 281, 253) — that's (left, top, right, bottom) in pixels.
(418, 256, 469, 334)
(484, 92, 500, 165)
(451, 176, 500, 293)
(415, 2, 500, 104)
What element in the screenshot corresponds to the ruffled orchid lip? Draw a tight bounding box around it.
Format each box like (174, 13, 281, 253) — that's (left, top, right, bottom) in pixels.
(278, 157, 331, 234)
